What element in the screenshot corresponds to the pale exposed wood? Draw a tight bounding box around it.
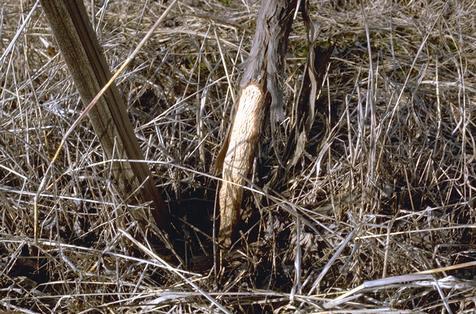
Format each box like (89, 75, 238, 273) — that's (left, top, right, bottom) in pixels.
(218, 0, 297, 248)
(39, 1, 168, 228)
(219, 83, 265, 247)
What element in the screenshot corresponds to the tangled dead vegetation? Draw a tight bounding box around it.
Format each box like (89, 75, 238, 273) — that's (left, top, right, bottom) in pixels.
(0, 0, 474, 312)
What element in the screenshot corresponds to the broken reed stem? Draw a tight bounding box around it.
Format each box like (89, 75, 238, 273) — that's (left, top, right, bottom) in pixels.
(39, 0, 170, 231)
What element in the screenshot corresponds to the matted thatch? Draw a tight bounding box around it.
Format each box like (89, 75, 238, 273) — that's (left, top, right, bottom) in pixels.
(0, 0, 474, 312)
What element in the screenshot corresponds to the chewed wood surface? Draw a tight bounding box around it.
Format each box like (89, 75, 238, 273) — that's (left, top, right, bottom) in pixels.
(219, 83, 264, 247)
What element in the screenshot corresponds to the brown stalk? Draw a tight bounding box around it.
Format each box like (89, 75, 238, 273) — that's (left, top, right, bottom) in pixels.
(39, 1, 170, 230)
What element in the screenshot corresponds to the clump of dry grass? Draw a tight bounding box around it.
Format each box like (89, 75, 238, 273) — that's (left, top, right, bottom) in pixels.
(0, 0, 474, 312)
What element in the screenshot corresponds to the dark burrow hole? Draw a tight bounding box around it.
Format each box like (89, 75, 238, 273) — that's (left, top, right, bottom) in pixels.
(155, 179, 218, 272)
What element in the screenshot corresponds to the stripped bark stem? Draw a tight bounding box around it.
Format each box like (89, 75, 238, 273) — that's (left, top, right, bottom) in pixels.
(218, 0, 298, 248)
(219, 83, 265, 247)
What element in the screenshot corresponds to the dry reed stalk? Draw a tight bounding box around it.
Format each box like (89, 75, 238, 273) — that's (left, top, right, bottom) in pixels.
(39, 1, 169, 229)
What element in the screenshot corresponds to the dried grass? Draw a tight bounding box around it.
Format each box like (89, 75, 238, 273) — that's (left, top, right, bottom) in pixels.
(0, 0, 475, 312)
